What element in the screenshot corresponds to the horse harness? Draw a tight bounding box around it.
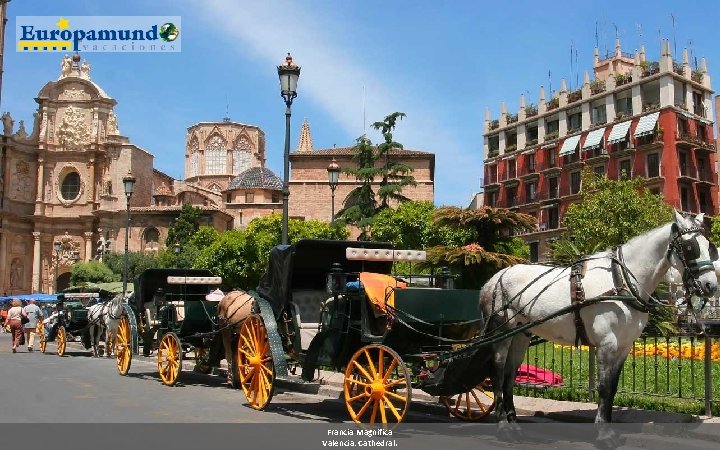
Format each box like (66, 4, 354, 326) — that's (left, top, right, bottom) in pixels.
(569, 224, 718, 347)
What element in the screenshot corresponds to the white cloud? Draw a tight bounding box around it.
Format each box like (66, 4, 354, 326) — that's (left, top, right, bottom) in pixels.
(191, 0, 483, 206)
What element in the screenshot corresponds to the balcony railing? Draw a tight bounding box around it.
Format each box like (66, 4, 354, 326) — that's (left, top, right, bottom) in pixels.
(544, 130, 559, 141)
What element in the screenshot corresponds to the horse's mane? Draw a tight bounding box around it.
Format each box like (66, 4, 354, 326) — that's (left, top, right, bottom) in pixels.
(592, 221, 673, 259)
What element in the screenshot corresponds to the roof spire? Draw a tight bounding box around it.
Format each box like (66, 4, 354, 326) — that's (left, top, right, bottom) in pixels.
(296, 118, 313, 153)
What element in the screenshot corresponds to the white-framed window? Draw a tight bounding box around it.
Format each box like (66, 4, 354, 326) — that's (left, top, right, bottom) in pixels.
(205, 135, 227, 175)
(233, 136, 253, 174)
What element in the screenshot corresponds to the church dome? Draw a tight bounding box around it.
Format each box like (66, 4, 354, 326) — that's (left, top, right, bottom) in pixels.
(228, 167, 282, 191)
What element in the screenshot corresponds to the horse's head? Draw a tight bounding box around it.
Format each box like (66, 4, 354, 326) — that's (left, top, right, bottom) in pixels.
(108, 293, 125, 317)
(668, 210, 718, 299)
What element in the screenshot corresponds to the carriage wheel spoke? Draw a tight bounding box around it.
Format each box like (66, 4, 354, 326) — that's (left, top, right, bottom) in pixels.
(346, 378, 371, 388)
(351, 360, 374, 382)
(382, 359, 398, 382)
(385, 390, 407, 403)
(370, 399, 379, 424)
(470, 390, 487, 413)
(363, 349, 377, 378)
(382, 396, 402, 421)
(379, 398, 388, 424)
(385, 377, 407, 388)
(348, 392, 370, 403)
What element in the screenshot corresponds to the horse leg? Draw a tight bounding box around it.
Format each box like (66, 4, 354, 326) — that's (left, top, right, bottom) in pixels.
(503, 333, 532, 424)
(594, 343, 630, 423)
(491, 338, 512, 425)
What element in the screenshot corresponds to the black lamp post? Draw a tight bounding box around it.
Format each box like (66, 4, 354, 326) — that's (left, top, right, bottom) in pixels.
(277, 52, 301, 245)
(174, 243, 181, 269)
(327, 158, 340, 226)
(122, 172, 136, 299)
(53, 241, 61, 293)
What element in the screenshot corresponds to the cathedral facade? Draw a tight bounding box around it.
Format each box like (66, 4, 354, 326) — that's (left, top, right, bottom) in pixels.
(0, 56, 434, 295)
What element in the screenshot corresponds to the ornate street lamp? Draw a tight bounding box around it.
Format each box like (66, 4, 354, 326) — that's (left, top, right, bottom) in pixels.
(327, 158, 341, 226)
(277, 52, 301, 245)
(122, 172, 136, 299)
(53, 241, 61, 293)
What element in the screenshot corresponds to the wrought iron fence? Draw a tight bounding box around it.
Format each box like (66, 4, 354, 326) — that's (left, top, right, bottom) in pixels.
(515, 308, 720, 416)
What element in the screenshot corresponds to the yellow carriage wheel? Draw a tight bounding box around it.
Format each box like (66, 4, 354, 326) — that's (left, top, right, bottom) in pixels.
(38, 322, 46, 353)
(343, 344, 412, 425)
(116, 315, 132, 376)
(158, 333, 182, 386)
(56, 325, 67, 356)
(236, 315, 274, 410)
(194, 347, 212, 374)
(440, 379, 495, 421)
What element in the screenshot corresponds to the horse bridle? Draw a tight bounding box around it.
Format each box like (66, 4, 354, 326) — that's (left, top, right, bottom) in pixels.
(667, 224, 718, 298)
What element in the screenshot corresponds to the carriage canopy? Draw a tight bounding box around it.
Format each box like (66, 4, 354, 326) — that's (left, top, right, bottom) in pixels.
(130, 268, 217, 313)
(256, 239, 395, 316)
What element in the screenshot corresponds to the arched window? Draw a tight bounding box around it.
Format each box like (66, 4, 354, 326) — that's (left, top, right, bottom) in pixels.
(143, 227, 160, 251)
(205, 135, 227, 174)
(61, 172, 81, 200)
(188, 136, 200, 178)
(232, 136, 252, 174)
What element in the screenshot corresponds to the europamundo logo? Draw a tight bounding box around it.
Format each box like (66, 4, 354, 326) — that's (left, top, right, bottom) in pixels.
(16, 16, 181, 52)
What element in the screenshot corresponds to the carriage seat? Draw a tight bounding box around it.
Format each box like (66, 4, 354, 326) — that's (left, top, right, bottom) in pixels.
(291, 289, 331, 350)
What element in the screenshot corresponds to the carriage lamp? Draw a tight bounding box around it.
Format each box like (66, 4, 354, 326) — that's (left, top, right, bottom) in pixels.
(435, 266, 454, 289)
(277, 53, 300, 245)
(327, 158, 341, 226)
(327, 263, 346, 295)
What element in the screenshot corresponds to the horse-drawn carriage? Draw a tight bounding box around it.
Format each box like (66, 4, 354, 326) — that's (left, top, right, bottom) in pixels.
(115, 269, 225, 385)
(38, 292, 101, 356)
(230, 239, 496, 423)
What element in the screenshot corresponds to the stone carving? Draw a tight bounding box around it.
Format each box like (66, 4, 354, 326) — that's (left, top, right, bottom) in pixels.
(60, 54, 72, 78)
(106, 146, 120, 159)
(107, 111, 119, 135)
(60, 88, 86, 100)
(80, 60, 91, 79)
(14, 120, 27, 139)
(53, 232, 81, 267)
(29, 111, 40, 140)
(10, 161, 32, 202)
(11, 235, 28, 255)
(57, 106, 90, 150)
(39, 112, 47, 138)
(9, 258, 23, 289)
(2, 112, 13, 135)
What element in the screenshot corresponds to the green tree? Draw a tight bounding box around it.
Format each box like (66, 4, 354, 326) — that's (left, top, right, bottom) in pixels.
(337, 112, 416, 239)
(370, 201, 472, 249)
(103, 251, 160, 281)
(710, 216, 720, 245)
(550, 170, 673, 263)
(194, 214, 349, 290)
(156, 225, 221, 269)
(373, 112, 416, 208)
(70, 260, 117, 285)
(425, 207, 536, 288)
(166, 203, 204, 247)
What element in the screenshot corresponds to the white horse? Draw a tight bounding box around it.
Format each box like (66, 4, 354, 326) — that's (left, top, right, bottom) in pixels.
(479, 211, 718, 429)
(87, 294, 124, 358)
(103, 294, 124, 357)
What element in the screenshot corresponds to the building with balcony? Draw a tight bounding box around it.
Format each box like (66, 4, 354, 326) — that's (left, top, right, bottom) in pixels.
(482, 39, 717, 261)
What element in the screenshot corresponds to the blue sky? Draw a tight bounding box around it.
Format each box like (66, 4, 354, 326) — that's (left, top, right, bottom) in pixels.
(3, 0, 717, 206)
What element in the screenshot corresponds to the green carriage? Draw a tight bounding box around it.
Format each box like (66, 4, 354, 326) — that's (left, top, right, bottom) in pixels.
(38, 292, 102, 356)
(234, 239, 495, 424)
(115, 269, 225, 385)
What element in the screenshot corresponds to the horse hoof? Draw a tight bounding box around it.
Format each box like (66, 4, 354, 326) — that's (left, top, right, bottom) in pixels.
(596, 427, 623, 449)
(496, 422, 517, 442)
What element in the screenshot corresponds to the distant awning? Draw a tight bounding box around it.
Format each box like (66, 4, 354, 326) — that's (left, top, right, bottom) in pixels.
(559, 134, 581, 156)
(634, 111, 660, 137)
(582, 127, 606, 150)
(607, 120, 632, 144)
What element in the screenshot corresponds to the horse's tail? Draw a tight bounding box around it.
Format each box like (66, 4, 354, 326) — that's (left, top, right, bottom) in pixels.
(218, 290, 254, 329)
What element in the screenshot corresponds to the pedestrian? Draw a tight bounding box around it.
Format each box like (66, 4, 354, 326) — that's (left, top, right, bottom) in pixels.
(23, 299, 43, 352)
(6, 299, 28, 353)
(0, 304, 8, 332)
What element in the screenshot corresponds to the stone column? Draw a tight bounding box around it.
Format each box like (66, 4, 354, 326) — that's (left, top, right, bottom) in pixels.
(35, 157, 45, 215)
(83, 231, 93, 262)
(0, 228, 6, 294)
(87, 158, 95, 204)
(31, 232, 41, 292)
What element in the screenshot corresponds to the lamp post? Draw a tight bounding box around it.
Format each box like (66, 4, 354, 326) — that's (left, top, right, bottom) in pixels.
(174, 243, 181, 269)
(53, 241, 61, 293)
(277, 53, 301, 245)
(122, 172, 136, 299)
(327, 158, 340, 226)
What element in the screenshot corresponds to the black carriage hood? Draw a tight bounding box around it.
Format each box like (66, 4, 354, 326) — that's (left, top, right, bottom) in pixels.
(131, 268, 216, 312)
(255, 239, 395, 317)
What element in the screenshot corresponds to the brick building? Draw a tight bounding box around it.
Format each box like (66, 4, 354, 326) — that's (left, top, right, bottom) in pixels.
(0, 56, 435, 295)
(482, 40, 717, 261)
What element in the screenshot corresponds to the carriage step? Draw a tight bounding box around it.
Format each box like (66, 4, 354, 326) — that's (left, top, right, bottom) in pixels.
(275, 375, 321, 394)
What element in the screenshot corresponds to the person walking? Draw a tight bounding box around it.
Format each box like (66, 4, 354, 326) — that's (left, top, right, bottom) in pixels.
(6, 299, 27, 353)
(23, 299, 43, 352)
